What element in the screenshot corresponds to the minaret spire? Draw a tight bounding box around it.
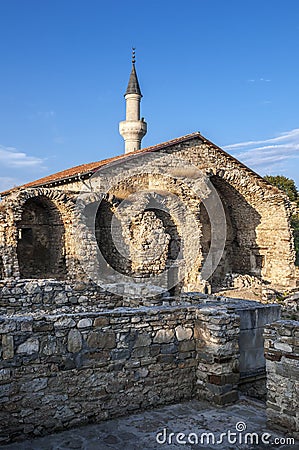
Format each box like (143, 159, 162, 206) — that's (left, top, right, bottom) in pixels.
(119, 48, 147, 154)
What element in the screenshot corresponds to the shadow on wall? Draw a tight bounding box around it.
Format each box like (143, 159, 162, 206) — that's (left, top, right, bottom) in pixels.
(17, 196, 66, 279)
(200, 175, 263, 287)
(0, 255, 4, 279)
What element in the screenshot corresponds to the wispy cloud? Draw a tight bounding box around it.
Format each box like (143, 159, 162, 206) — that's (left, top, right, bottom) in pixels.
(223, 128, 299, 174)
(0, 145, 46, 169)
(0, 145, 47, 192)
(248, 78, 271, 83)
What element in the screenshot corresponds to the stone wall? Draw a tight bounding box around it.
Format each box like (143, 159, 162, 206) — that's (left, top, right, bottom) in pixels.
(0, 306, 198, 443)
(0, 135, 296, 289)
(195, 306, 240, 405)
(0, 279, 120, 314)
(0, 279, 201, 315)
(0, 293, 281, 443)
(264, 320, 299, 438)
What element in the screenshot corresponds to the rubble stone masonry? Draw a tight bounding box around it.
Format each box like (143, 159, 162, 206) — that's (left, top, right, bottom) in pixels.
(0, 283, 281, 444)
(264, 320, 299, 439)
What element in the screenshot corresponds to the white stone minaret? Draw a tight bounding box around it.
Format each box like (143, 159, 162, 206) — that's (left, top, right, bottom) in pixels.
(119, 49, 147, 154)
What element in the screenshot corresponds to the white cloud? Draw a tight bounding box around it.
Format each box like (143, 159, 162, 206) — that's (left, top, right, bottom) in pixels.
(0, 145, 46, 169)
(223, 128, 299, 174)
(247, 78, 271, 83)
(0, 145, 47, 192)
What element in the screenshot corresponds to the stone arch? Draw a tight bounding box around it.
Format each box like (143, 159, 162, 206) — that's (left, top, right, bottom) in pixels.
(17, 195, 66, 279)
(5, 188, 87, 280)
(78, 171, 202, 292)
(94, 197, 130, 276)
(184, 141, 296, 286)
(199, 175, 262, 287)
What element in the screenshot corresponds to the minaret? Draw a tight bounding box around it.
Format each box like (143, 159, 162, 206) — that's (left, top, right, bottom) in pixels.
(119, 49, 147, 154)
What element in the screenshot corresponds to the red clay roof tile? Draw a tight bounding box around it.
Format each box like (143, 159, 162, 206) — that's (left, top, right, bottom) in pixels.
(0, 132, 202, 196)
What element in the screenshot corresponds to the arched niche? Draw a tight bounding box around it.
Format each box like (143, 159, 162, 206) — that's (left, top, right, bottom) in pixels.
(17, 196, 66, 279)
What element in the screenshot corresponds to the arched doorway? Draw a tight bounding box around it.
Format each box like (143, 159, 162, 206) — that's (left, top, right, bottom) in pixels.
(17, 196, 66, 279)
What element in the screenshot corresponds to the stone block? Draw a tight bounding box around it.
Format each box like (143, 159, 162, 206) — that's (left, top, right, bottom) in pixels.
(131, 347, 150, 358)
(2, 335, 14, 359)
(175, 325, 193, 341)
(77, 318, 92, 328)
(93, 317, 109, 327)
(133, 333, 152, 348)
(111, 349, 130, 361)
(212, 389, 239, 405)
(87, 331, 116, 349)
(0, 368, 11, 383)
(0, 320, 16, 334)
(16, 337, 39, 355)
(178, 341, 195, 352)
(54, 317, 76, 329)
(153, 329, 174, 344)
(274, 342, 293, 353)
(67, 329, 82, 353)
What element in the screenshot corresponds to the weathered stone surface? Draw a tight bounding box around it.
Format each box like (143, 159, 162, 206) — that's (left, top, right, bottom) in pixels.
(0, 297, 289, 443)
(16, 337, 39, 355)
(77, 318, 92, 329)
(153, 329, 174, 344)
(0, 368, 10, 383)
(133, 333, 152, 347)
(273, 342, 293, 352)
(2, 335, 14, 359)
(175, 325, 193, 341)
(93, 317, 109, 327)
(54, 317, 76, 329)
(264, 320, 299, 438)
(87, 331, 116, 349)
(67, 329, 82, 353)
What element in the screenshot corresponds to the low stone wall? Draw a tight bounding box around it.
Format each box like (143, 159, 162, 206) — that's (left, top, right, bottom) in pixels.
(0, 279, 115, 314)
(0, 306, 199, 443)
(0, 279, 177, 314)
(0, 288, 282, 444)
(264, 320, 299, 438)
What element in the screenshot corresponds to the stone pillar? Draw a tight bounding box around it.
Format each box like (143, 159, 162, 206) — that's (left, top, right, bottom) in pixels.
(195, 307, 240, 405)
(264, 320, 299, 439)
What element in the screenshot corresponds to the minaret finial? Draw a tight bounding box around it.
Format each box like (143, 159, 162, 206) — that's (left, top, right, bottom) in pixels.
(132, 47, 136, 64)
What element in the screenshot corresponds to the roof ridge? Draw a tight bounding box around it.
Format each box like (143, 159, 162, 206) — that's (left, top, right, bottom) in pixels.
(0, 132, 202, 196)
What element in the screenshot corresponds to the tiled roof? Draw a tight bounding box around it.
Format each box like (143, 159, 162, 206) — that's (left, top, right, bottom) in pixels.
(0, 132, 202, 196)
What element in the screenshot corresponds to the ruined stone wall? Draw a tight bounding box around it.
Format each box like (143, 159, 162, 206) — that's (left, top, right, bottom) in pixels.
(0, 306, 198, 443)
(0, 292, 280, 443)
(0, 279, 188, 314)
(0, 188, 90, 281)
(17, 196, 66, 279)
(176, 139, 296, 286)
(0, 136, 296, 288)
(264, 320, 299, 438)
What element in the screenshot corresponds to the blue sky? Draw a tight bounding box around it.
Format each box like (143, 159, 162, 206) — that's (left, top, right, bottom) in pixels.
(0, 0, 298, 191)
